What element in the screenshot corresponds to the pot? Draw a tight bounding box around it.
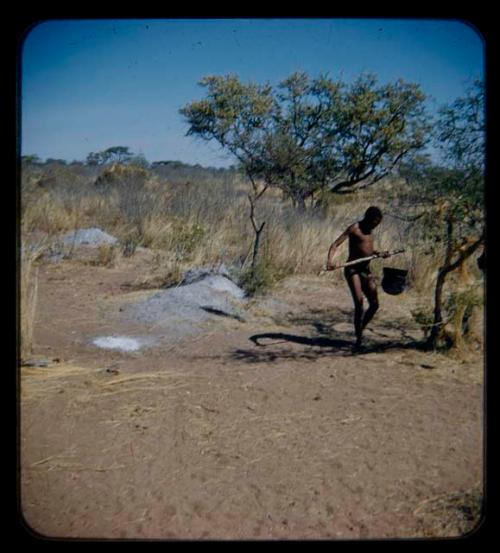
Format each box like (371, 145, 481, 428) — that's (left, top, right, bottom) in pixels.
(381, 267, 408, 295)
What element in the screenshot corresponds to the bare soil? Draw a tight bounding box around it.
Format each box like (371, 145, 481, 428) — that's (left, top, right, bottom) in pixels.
(20, 252, 484, 540)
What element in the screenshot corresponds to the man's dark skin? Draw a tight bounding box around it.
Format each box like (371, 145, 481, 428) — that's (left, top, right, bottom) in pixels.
(327, 207, 389, 349)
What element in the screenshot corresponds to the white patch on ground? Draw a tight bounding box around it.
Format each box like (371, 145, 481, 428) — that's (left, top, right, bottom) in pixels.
(92, 336, 142, 352)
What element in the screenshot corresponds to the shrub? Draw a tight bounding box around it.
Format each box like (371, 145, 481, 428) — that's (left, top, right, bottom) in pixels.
(239, 258, 293, 296)
(171, 222, 206, 260)
(411, 306, 435, 340)
(89, 244, 118, 267)
(443, 286, 483, 350)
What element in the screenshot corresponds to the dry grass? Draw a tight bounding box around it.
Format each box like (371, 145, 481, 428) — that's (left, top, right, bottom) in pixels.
(20, 164, 484, 337)
(88, 244, 118, 267)
(19, 243, 46, 361)
(413, 483, 483, 537)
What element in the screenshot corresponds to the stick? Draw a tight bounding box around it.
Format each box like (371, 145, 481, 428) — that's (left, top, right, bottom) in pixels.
(318, 249, 405, 276)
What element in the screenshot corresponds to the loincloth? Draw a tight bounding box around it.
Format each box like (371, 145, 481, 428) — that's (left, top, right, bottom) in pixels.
(344, 261, 372, 279)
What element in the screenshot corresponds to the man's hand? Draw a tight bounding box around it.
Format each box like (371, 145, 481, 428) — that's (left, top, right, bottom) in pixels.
(326, 261, 337, 271)
(378, 250, 390, 259)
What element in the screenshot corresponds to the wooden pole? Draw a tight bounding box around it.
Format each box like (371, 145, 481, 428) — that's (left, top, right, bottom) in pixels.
(317, 249, 405, 276)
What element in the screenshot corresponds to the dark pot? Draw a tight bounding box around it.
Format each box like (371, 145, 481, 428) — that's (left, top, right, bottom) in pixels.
(382, 267, 408, 295)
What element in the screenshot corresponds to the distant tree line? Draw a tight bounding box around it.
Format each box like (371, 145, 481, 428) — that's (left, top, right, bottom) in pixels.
(21, 147, 239, 177)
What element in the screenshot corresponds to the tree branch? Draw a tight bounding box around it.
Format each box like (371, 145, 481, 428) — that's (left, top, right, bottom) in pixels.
(443, 232, 484, 275)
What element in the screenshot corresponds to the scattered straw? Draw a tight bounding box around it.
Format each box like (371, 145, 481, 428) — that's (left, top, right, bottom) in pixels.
(21, 363, 91, 379)
(413, 486, 482, 517)
(30, 462, 126, 472)
(99, 373, 180, 387)
(339, 415, 362, 425)
(81, 383, 190, 399)
(30, 454, 74, 468)
(412, 484, 483, 537)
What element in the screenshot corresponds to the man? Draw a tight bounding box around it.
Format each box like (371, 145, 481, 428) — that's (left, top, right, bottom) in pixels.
(326, 206, 389, 350)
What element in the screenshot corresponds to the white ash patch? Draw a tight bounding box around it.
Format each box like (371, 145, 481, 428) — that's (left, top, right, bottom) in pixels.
(92, 336, 143, 352)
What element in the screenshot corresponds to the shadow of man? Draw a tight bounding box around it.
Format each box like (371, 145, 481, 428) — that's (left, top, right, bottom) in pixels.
(250, 332, 352, 350)
(248, 332, 424, 357)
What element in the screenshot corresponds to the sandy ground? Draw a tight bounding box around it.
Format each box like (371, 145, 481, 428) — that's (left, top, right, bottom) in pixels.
(19, 253, 484, 540)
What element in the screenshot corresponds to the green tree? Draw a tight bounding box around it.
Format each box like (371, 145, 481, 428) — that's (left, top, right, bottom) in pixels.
(180, 72, 429, 270)
(402, 81, 484, 350)
(104, 146, 134, 164)
(426, 80, 485, 350)
(181, 74, 275, 268)
(44, 158, 67, 165)
(21, 154, 42, 165)
(181, 72, 429, 210)
(86, 151, 107, 166)
(86, 146, 134, 166)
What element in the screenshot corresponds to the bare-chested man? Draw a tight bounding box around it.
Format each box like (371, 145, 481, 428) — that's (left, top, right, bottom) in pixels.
(326, 206, 389, 349)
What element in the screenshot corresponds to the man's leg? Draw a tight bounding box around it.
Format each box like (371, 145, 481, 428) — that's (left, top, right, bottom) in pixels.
(361, 274, 379, 331)
(345, 272, 364, 346)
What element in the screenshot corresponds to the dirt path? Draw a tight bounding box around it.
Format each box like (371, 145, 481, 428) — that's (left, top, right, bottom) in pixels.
(20, 258, 484, 539)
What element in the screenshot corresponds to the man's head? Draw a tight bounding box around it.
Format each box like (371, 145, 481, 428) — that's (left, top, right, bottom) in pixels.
(363, 206, 383, 229)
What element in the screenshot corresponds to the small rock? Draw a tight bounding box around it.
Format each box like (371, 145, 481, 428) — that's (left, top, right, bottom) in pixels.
(59, 227, 118, 248)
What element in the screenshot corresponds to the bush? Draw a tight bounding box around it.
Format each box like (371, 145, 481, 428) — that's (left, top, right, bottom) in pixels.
(89, 244, 118, 267)
(411, 306, 435, 340)
(444, 286, 483, 350)
(171, 222, 206, 260)
(239, 259, 293, 296)
(412, 285, 483, 351)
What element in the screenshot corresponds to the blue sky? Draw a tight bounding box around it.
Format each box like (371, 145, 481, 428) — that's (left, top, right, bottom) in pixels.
(21, 18, 484, 167)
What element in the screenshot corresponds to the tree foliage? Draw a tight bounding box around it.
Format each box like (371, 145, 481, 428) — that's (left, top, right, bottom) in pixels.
(436, 79, 484, 174)
(86, 146, 134, 166)
(180, 72, 430, 208)
(21, 154, 42, 165)
(402, 81, 485, 349)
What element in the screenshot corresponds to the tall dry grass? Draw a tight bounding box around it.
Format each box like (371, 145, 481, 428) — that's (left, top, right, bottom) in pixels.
(20, 163, 483, 311)
(20, 244, 45, 361)
(20, 164, 431, 284)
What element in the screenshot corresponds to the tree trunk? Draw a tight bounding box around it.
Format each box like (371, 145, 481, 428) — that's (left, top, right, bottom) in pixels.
(247, 188, 267, 272)
(426, 229, 484, 350)
(427, 267, 448, 349)
(251, 222, 265, 271)
(427, 214, 454, 350)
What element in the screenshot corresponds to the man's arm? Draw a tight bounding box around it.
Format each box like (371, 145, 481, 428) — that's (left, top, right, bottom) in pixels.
(326, 226, 351, 270)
